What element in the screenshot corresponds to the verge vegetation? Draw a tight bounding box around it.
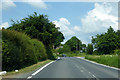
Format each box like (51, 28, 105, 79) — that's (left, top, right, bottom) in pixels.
(85, 55, 119, 68)
(2, 29, 47, 71)
(2, 12, 64, 72)
(3, 60, 52, 76)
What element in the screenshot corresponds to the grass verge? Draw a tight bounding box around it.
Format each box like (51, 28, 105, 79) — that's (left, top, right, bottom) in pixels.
(85, 55, 119, 68)
(64, 53, 119, 68)
(3, 59, 52, 76)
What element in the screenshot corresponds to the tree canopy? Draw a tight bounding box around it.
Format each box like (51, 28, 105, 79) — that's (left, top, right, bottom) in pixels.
(92, 26, 119, 54)
(8, 12, 64, 59)
(65, 36, 82, 52)
(86, 44, 93, 55)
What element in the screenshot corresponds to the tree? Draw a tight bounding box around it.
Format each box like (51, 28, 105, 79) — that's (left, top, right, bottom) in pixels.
(86, 44, 93, 55)
(92, 26, 118, 54)
(116, 30, 120, 49)
(65, 36, 82, 52)
(52, 32, 64, 49)
(82, 44, 86, 52)
(8, 12, 64, 59)
(57, 45, 71, 54)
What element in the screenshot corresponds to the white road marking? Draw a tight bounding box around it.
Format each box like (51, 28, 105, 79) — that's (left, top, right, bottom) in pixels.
(69, 58, 98, 79)
(80, 66, 96, 78)
(32, 61, 55, 76)
(27, 61, 55, 79)
(76, 57, 120, 71)
(74, 64, 95, 78)
(27, 76, 32, 79)
(92, 75, 96, 78)
(75, 64, 85, 73)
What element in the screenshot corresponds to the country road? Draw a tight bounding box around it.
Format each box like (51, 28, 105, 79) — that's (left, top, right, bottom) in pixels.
(27, 57, 120, 80)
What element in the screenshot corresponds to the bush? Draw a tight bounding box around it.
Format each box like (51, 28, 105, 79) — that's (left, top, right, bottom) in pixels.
(2, 29, 47, 71)
(30, 39, 47, 61)
(86, 44, 93, 54)
(114, 49, 120, 55)
(93, 50, 99, 55)
(57, 45, 71, 54)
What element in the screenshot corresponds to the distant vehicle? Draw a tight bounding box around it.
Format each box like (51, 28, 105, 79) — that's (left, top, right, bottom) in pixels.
(62, 54, 66, 57)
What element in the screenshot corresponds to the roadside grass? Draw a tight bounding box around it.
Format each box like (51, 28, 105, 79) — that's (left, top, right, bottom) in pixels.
(85, 55, 119, 68)
(63, 52, 119, 68)
(3, 60, 52, 76)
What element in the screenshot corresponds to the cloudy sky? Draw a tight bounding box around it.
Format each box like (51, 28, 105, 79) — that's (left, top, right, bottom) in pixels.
(0, 0, 118, 44)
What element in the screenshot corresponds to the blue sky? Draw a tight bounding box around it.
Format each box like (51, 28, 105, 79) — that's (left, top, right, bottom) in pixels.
(1, 1, 118, 44)
(2, 2, 94, 26)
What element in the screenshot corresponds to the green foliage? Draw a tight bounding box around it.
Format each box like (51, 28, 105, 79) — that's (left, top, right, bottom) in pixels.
(45, 45, 55, 60)
(116, 30, 120, 49)
(93, 50, 99, 55)
(57, 36, 87, 54)
(113, 49, 120, 55)
(0, 30, 2, 67)
(82, 44, 86, 52)
(8, 12, 64, 59)
(64, 52, 86, 57)
(30, 39, 47, 61)
(85, 55, 119, 68)
(86, 44, 93, 54)
(2, 29, 47, 71)
(92, 26, 119, 54)
(65, 36, 82, 52)
(57, 45, 71, 54)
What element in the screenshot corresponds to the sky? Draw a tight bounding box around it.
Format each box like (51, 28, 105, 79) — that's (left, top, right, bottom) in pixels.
(0, 0, 119, 44)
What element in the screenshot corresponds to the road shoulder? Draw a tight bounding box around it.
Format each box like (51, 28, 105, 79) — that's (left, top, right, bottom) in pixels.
(2, 60, 52, 78)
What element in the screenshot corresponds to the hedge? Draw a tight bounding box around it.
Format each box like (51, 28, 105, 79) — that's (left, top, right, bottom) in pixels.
(2, 29, 47, 71)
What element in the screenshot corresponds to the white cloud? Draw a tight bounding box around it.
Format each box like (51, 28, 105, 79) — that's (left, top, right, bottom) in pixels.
(54, 3, 118, 44)
(59, 18, 70, 25)
(53, 18, 74, 36)
(2, 0, 16, 10)
(53, 18, 89, 44)
(0, 22, 9, 29)
(21, 0, 47, 9)
(81, 2, 118, 33)
(0, 0, 16, 10)
(73, 26, 81, 31)
(1, 0, 47, 10)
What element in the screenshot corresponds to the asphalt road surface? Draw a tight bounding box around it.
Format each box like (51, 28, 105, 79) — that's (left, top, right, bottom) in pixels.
(31, 57, 119, 79)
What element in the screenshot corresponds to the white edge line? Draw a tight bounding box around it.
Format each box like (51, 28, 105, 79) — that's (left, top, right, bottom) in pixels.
(32, 61, 55, 76)
(92, 75, 96, 78)
(76, 57, 120, 71)
(27, 61, 55, 79)
(27, 76, 32, 79)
